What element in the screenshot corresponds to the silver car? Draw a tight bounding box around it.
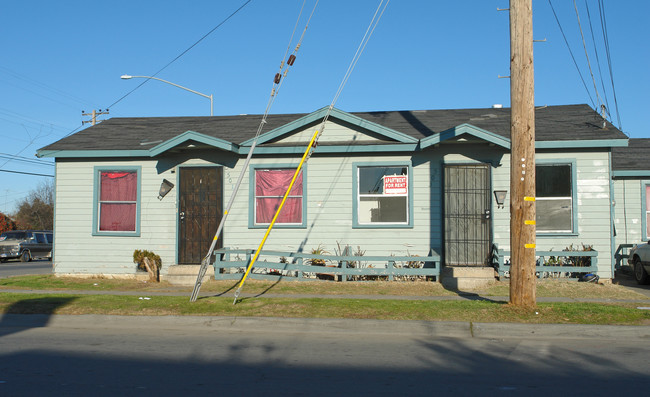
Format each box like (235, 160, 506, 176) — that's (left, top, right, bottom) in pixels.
(627, 242, 650, 285)
(0, 230, 53, 262)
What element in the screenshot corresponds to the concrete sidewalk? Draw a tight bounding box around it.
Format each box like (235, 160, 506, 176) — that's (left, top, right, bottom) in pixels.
(2, 313, 649, 341)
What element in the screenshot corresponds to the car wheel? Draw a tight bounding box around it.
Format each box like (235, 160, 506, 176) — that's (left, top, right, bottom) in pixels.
(634, 258, 650, 285)
(20, 250, 31, 263)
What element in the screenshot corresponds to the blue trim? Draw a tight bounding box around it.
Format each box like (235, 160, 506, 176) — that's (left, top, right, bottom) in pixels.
(609, 150, 616, 275)
(248, 163, 308, 229)
(38, 149, 151, 158)
(92, 166, 142, 237)
(240, 143, 419, 155)
(535, 159, 578, 236)
(149, 130, 238, 156)
(240, 107, 418, 147)
(612, 170, 650, 178)
(52, 163, 57, 262)
(642, 180, 650, 242)
(420, 124, 511, 149)
(535, 139, 628, 149)
(352, 161, 414, 229)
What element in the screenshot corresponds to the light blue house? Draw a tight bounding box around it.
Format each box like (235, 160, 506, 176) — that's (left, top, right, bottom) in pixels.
(612, 138, 650, 271)
(37, 104, 628, 281)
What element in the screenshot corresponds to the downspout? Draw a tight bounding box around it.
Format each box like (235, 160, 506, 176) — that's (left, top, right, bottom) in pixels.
(609, 150, 616, 279)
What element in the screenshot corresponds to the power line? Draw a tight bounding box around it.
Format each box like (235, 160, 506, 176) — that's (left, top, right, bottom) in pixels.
(573, 0, 603, 110)
(598, 0, 622, 130)
(0, 153, 54, 167)
(0, 169, 54, 177)
(584, 0, 611, 114)
(107, 0, 252, 110)
(547, 0, 595, 108)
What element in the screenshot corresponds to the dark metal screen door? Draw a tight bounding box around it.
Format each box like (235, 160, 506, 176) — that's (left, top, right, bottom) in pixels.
(178, 167, 223, 264)
(444, 164, 491, 266)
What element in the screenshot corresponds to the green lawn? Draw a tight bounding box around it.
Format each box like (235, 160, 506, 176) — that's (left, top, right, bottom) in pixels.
(1, 275, 649, 325)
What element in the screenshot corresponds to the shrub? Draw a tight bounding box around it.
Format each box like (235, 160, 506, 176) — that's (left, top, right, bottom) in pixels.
(133, 249, 162, 282)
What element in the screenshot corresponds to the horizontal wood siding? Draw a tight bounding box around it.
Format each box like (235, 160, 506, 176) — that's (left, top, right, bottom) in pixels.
(52, 144, 616, 279)
(54, 159, 177, 275)
(613, 179, 644, 245)
(222, 153, 434, 258)
(491, 151, 614, 278)
(272, 119, 389, 144)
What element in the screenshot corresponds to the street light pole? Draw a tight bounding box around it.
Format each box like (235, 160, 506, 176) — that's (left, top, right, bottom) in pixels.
(120, 75, 213, 116)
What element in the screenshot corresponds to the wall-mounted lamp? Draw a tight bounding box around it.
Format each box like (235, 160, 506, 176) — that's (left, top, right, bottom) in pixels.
(494, 190, 507, 209)
(158, 179, 175, 200)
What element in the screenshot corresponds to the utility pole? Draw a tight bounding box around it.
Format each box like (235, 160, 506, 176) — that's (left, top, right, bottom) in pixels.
(82, 109, 109, 126)
(509, 0, 536, 307)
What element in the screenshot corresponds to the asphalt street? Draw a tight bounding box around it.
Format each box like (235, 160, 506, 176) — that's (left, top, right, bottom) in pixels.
(0, 314, 649, 396)
(0, 259, 51, 278)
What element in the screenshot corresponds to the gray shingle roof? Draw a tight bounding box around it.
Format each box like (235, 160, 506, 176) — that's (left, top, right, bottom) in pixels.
(612, 138, 650, 171)
(39, 104, 626, 153)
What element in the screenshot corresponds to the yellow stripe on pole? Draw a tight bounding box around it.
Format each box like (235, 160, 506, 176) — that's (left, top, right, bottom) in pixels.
(524, 196, 535, 201)
(236, 130, 320, 293)
(524, 220, 536, 225)
(524, 243, 536, 249)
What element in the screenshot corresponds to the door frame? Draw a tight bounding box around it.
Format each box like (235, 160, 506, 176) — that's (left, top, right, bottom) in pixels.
(442, 162, 493, 267)
(175, 165, 224, 265)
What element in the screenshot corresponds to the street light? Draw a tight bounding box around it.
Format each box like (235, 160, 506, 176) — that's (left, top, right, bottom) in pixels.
(120, 74, 213, 116)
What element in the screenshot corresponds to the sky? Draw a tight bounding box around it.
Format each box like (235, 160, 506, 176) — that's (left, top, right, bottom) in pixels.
(1, 0, 648, 215)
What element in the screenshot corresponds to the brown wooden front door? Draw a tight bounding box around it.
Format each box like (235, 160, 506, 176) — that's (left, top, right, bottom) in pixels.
(178, 167, 223, 264)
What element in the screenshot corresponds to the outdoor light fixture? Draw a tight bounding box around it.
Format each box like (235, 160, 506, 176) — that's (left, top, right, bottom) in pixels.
(494, 190, 507, 209)
(158, 179, 175, 200)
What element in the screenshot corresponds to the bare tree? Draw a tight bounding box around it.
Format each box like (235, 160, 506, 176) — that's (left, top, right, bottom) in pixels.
(13, 180, 54, 230)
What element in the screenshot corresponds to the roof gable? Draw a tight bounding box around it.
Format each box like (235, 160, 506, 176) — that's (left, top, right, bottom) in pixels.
(241, 107, 418, 147)
(149, 130, 238, 156)
(420, 123, 511, 149)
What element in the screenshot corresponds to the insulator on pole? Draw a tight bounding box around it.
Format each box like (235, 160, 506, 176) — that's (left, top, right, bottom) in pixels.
(287, 54, 296, 66)
(274, 73, 281, 84)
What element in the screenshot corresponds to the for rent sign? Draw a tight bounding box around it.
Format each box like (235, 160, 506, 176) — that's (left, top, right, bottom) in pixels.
(384, 175, 407, 195)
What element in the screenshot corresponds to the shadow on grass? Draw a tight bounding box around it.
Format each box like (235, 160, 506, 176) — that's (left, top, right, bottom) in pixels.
(0, 296, 78, 337)
(198, 273, 286, 301)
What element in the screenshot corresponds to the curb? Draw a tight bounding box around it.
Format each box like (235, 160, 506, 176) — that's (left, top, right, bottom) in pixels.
(2, 314, 649, 341)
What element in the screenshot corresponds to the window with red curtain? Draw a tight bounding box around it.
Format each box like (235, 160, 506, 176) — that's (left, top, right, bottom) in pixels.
(99, 171, 137, 232)
(255, 169, 303, 224)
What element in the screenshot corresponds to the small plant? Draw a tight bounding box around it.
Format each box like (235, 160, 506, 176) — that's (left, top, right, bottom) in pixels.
(309, 244, 328, 267)
(133, 249, 162, 282)
(563, 243, 594, 267)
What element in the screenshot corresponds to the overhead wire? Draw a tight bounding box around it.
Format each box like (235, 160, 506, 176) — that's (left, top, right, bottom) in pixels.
(547, 0, 596, 108)
(190, 0, 319, 302)
(584, 0, 611, 116)
(573, 0, 604, 112)
(0, 169, 54, 177)
(107, 0, 253, 110)
(598, 0, 622, 130)
(232, 0, 391, 304)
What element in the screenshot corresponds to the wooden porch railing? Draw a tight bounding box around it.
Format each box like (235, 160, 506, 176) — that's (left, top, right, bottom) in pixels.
(491, 243, 598, 278)
(213, 248, 441, 282)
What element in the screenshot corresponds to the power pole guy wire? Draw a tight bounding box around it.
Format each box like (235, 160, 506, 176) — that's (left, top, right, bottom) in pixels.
(232, 0, 390, 304)
(190, 0, 319, 302)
